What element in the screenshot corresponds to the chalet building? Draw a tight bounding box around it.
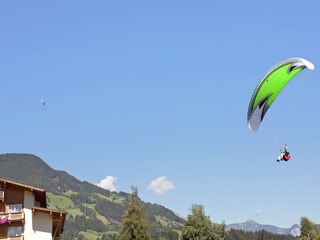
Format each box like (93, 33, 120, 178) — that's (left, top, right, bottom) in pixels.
(0, 178, 66, 240)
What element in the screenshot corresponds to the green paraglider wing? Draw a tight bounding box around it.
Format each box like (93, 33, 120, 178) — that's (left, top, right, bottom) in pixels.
(247, 58, 314, 132)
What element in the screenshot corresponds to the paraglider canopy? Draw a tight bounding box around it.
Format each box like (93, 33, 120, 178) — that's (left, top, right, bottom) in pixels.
(40, 99, 46, 110)
(247, 58, 314, 132)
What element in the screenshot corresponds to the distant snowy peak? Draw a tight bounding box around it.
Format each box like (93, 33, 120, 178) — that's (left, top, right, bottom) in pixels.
(226, 220, 301, 237)
(289, 224, 301, 237)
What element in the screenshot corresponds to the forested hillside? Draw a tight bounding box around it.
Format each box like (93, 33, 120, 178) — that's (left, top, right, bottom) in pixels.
(0, 153, 184, 239)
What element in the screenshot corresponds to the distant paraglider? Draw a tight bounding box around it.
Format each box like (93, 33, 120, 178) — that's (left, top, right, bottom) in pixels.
(40, 99, 46, 110)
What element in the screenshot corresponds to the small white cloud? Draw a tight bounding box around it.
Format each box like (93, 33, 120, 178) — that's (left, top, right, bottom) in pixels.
(96, 176, 117, 192)
(148, 176, 176, 195)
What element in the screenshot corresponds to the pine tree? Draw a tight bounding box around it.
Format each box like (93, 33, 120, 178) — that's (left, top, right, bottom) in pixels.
(182, 204, 224, 240)
(119, 186, 151, 240)
(299, 217, 320, 240)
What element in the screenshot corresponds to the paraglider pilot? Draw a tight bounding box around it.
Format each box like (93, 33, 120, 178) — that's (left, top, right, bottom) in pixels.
(277, 144, 291, 162)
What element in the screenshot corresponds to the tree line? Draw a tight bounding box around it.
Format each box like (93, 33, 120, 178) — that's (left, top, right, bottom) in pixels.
(63, 186, 320, 240)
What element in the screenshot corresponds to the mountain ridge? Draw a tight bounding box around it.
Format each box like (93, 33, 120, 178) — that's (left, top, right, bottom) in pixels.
(226, 219, 301, 237)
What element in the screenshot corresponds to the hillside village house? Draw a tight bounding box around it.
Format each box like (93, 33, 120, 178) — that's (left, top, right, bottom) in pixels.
(0, 178, 66, 240)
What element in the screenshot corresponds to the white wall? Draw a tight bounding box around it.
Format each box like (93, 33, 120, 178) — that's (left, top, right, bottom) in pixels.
(23, 191, 52, 240)
(23, 191, 34, 209)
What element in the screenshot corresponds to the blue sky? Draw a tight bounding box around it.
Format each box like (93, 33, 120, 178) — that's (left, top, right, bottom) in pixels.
(1, 1, 320, 228)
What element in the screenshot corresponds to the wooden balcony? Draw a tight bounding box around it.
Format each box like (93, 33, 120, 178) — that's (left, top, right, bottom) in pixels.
(0, 191, 4, 202)
(8, 212, 24, 221)
(0, 212, 24, 224)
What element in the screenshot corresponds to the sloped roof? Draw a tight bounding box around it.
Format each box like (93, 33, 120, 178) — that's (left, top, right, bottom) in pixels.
(0, 178, 47, 208)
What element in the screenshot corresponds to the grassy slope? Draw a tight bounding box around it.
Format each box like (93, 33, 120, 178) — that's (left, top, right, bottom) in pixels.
(47, 192, 74, 209)
(47, 191, 182, 239)
(80, 230, 119, 240)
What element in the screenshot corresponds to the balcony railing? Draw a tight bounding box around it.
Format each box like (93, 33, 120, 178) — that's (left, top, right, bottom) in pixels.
(0, 212, 25, 224)
(8, 212, 24, 221)
(0, 191, 4, 201)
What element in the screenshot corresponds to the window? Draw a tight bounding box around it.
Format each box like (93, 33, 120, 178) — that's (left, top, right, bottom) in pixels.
(8, 204, 22, 213)
(8, 226, 23, 237)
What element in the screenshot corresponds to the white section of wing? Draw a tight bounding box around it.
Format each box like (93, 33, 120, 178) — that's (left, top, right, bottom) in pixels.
(300, 58, 314, 70)
(248, 101, 267, 132)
